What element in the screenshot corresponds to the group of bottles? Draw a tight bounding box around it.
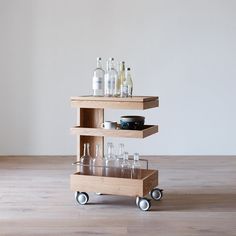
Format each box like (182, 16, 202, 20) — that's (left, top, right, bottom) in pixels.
(92, 57, 133, 98)
(80, 142, 141, 179)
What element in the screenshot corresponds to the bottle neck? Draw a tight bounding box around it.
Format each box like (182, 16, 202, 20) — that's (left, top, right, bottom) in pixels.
(95, 144, 99, 158)
(106, 61, 110, 72)
(133, 153, 139, 161)
(123, 152, 129, 161)
(86, 143, 90, 156)
(83, 143, 87, 156)
(96, 58, 102, 69)
(110, 59, 114, 70)
(126, 68, 131, 78)
(120, 62, 125, 72)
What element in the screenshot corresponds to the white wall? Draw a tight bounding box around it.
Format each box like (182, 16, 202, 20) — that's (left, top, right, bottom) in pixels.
(0, 0, 236, 155)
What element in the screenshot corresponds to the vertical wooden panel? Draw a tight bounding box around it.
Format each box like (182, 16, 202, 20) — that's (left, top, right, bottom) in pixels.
(77, 108, 104, 163)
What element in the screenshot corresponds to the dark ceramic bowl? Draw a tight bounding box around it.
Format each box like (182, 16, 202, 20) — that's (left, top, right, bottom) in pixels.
(120, 116, 145, 130)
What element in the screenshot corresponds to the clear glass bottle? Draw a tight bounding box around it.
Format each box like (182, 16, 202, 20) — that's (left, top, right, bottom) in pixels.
(92, 144, 105, 176)
(120, 62, 128, 97)
(114, 143, 125, 177)
(131, 153, 141, 179)
(92, 57, 105, 96)
(121, 152, 131, 178)
(125, 68, 133, 97)
(105, 142, 116, 176)
(114, 62, 122, 97)
(119, 61, 126, 97)
(80, 143, 93, 175)
(104, 58, 117, 97)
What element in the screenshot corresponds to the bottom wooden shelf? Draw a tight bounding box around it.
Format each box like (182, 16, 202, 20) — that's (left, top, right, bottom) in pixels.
(70, 169, 158, 197)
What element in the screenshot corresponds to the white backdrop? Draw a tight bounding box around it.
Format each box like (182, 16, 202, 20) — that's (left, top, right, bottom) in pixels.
(0, 0, 236, 155)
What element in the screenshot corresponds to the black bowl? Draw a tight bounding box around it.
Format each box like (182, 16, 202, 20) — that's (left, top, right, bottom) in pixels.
(120, 116, 145, 130)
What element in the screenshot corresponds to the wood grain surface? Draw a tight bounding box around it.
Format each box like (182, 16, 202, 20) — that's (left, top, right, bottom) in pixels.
(0, 156, 236, 236)
(71, 96, 159, 110)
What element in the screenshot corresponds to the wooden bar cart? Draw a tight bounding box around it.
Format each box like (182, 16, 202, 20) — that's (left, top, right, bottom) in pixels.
(70, 96, 163, 211)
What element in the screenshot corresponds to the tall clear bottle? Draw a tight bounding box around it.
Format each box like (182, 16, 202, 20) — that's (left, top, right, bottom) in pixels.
(119, 61, 126, 97)
(80, 143, 93, 175)
(131, 153, 141, 179)
(92, 144, 105, 176)
(105, 142, 116, 176)
(121, 152, 131, 178)
(92, 57, 105, 96)
(104, 58, 117, 96)
(114, 143, 125, 177)
(125, 68, 133, 97)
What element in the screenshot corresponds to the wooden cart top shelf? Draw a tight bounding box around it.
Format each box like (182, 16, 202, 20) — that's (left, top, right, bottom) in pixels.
(71, 96, 159, 110)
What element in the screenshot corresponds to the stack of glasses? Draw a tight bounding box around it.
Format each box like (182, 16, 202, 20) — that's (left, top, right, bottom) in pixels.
(80, 142, 142, 179)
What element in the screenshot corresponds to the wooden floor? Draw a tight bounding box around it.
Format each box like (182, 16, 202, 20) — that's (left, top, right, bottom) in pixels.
(0, 156, 235, 236)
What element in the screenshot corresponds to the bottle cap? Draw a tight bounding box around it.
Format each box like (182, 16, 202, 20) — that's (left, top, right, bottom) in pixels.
(126, 67, 131, 71)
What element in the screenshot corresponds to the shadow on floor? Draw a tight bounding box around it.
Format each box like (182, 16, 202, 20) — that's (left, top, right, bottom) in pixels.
(150, 192, 236, 212)
(86, 192, 236, 212)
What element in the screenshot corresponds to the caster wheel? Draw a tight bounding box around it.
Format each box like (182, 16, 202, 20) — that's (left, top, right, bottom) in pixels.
(75, 192, 89, 205)
(138, 198, 151, 211)
(150, 188, 163, 201)
(136, 196, 140, 206)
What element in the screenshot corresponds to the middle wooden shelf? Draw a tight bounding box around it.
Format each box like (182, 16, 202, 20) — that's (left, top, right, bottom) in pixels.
(71, 125, 158, 139)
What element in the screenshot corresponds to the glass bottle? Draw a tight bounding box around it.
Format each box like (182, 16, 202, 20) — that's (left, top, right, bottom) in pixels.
(120, 62, 128, 97)
(92, 144, 105, 176)
(80, 143, 93, 175)
(92, 57, 105, 96)
(119, 61, 126, 97)
(121, 152, 131, 178)
(131, 153, 141, 179)
(114, 143, 125, 177)
(125, 68, 133, 97)
(105, 142, 116, 176)
(114, 62, 121, 97)
(104, 58, 117, 97)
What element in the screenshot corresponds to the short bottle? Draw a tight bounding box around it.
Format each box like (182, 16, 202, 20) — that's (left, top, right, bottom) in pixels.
(121, 152, 131, 178)
(92, 144, 105, 176)
(92, 57, 105, 96)
(125, 68, 133, 97)
(104, 58, 117, 97)
(131, 153, 141, 179)
(80, 143, 93, 175)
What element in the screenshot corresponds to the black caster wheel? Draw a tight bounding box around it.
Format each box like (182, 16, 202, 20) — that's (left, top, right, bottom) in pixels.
(75, 191, 89, 205)
(136, 196, 141, 206)
(138, 198, 151, 211)
(150, 188, 163, 201)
